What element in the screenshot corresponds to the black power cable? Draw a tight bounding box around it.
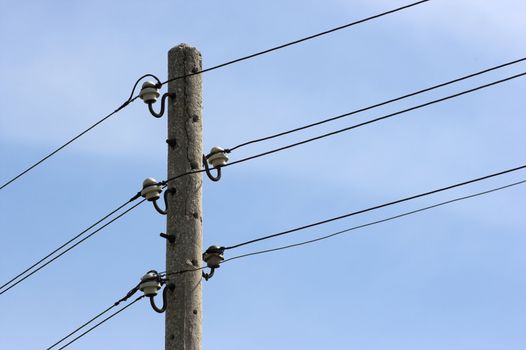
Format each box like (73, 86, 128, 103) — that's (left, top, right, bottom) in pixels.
(223, 71, 526, 169)
(160, 0, 430, 86)
(47, 283, 141, 350)
(54, 296, 145, 350)
(223, 179, 526, 262)
(0, 199, 146, 296)
(0, 196, 136, 293)
(224, 164, 526, 250)
(227, 56, 526, 152)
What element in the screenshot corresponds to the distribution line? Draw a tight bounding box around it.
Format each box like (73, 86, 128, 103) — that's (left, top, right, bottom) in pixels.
(0, 194, 138, 292)
(47, 305, 116, 350)
(0, 199, 146, 296)
(47, 283, 141, 350)
(161, 70, 526, 187)
(223, 71, 526, 169)
(55, 296, 145, 350)
(223, 179, 526, 262)
(0, 73, 163, 192)
(227, 56, 526, 152)
(224, 164, 526, 250)
(160, 0, 430, 85)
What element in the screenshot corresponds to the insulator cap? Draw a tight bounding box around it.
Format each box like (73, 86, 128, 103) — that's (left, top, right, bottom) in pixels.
(139, 270, 161, 297)
(203, 245, 225, 269)
(139, 81, 161, 104)
(141, 177, 162, 201)
(207, 147, 229, 168)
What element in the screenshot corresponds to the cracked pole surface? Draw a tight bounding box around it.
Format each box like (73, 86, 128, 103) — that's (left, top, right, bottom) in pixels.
(166, 44, 203, 350)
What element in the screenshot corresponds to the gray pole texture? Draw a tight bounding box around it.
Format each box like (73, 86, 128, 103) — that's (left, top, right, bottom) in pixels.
(166, 44, 203, 350)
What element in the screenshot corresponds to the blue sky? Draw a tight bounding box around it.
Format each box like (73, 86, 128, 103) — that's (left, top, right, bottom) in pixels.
(1, 0, 525, 349)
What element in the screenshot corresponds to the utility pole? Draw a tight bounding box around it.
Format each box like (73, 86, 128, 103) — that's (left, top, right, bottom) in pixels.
(165, 44, 203, 350)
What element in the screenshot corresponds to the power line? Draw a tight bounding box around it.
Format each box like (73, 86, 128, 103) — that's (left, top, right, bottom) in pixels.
(0, 73, 163, 192)
(223, 71, 526, 169)
(160, 0, 430, 85)
(47, 305, 116, 350)
(224, 164, 526, 250)
(0, 196, 136, 292)
(227, 56, 526, 152)
(0, 198, 146, 296)
(47, 283, 141, 350)
(223, 179, 526, 262)
(54, 296, 145, 350)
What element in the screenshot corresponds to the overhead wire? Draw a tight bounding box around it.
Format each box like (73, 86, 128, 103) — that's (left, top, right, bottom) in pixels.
(54, 296, 145, 350)
(223, 179, 526, 262)
(222, 71, 526, 169)
(0, 195, 137, 292)
(227, 56, 526, 152)
(47, 283, 141, 350)
(160, 0, 430, 86)
(223, 164, 526, 250)
(0, 198, 146, 296)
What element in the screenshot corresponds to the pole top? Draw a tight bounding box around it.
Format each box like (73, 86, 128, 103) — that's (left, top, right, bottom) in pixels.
(169, 43, 201, 56)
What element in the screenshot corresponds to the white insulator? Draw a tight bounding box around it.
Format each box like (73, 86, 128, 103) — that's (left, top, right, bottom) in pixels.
(207, 147, 229, 168)
(139, 271, 161, 297)
(141, 177, 162, 201)
(139, 81, 160, 104)
(203, 245, 224, 268)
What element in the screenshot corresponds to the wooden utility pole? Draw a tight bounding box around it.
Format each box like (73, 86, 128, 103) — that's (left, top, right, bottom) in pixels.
(165, 44, 203, 350)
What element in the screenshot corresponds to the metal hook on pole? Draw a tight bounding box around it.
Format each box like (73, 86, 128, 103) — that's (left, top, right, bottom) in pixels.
(152, 187, 176, 215)
(149, 283, 174, 313)
(203, 154, 221, 182)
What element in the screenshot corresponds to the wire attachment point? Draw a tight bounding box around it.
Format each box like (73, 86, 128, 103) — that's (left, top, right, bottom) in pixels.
(202, 245, 224, 280)
(139, 270, 162, 297)
(203, 147, 229, 182)
(141, 179, 175, 215)
(139, 81, 175, 118)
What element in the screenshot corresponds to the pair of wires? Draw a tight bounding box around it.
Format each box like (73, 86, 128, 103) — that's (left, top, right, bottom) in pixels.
(0, 196, 146, 296)
(46, 283, 145, 350)
(225, 179, 526, 262)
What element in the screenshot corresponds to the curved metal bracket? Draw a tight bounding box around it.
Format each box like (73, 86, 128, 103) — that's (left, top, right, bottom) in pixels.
(203, 154, 222, 182)
(149, 283, 174, 313)
(152, 200, 166, 215)
(152, 188, 176, 215)
(148, 92, 176, 118)
(202, 267, 216, 281)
